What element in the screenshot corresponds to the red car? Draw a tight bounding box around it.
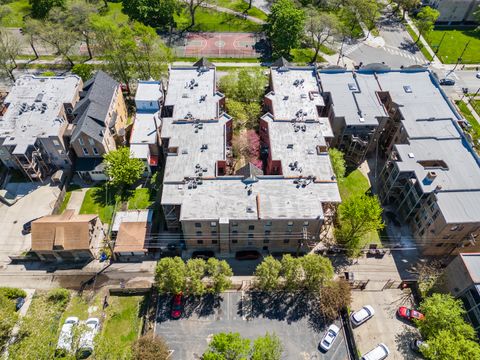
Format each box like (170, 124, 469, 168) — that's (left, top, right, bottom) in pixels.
(171, 293, 183, 319)
(397, 306, 425, 321)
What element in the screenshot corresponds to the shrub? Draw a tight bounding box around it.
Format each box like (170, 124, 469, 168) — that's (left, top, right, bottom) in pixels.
(0, 287, 27, 299)
(46, 288, 70, 307)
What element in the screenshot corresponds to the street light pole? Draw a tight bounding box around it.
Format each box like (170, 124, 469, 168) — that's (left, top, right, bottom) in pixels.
(453, 40, 471, 71)
(435, 32, 446, 55)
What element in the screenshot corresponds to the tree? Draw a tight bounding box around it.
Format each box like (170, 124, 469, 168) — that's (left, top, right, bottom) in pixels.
(391, 0, 420, 20)
(422, 329, 480, 360)
(71, 64, 95, 81)
(305, 11, 340, 63)
(328, 148, 346, 179)
(251, 333, 283, 360)
(415, 6, 439, 44)
(356, 0, 383, 36)
(319, 279, 351, 321)
(206, 258, 233, 294)
(29, 0, 65, 19)
(22, 18, 42, 60)
(300, 254, 334, 291)
(280, 255, 303, 291)
(103, 147, 144, 191)
(131, 334, 170, 360)
(266, 0, 305, 59)
(187, 0, 207, 28)
(203, 332, 251, 360)
(65, 1, 98, 60)
(219, 69, 266, 103)
(418, 293, 476, 341)
(0, 28, 20, 82)
(122, 0, 180, 31)
(335, 194, 384, 256)
(186, 258, 207, 295)
(155, 257, 186, 294)
(254, 256, 282, 291)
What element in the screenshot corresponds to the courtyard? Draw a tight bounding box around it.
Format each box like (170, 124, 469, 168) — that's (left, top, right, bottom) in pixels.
(155, 291, 348, 359)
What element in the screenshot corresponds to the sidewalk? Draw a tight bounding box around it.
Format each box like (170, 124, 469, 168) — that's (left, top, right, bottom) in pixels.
(65, 188, 88, 215)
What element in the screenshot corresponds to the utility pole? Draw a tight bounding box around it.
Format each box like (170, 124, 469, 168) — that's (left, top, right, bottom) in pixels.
(453, 40, 470, 71)
(434, 32, 446, 55)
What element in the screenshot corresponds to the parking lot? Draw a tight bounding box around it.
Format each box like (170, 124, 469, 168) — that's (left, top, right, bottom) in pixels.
(155, 291, 349, 360)
(351, 288, 421, 360)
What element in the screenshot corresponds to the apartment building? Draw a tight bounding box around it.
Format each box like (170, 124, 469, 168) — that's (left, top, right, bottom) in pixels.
(130, 80, 163, 174)
(159, 60, 341, 255)
(71, 71, 128, 181)
(0, 75, 82, 181)
(422, 0, 480, 24)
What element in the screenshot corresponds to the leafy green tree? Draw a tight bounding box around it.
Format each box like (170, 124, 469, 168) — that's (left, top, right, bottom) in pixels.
(266, 0, 305, 59)
(155, 257, 186, 294)
(280, 254, 302, 291)
(203, 332, 251, 360)
(418, 293, 476, 340)
(29, 0, 65, 19)
(356, 0, 383, 36)
(254, 256, 282, 291)
(65, 0, 98, 60)
(305, 11, 340, 63)
(300, 254, 334, 291)
(206, 258, 233, 294)
(186, 0, 207, 28)
(0, 28, 20, 82)
(422, 329, 480, 360)
(328, 148, 346, 179)
(122, 0, 180, 31)
(103, 147, 144, 191)
(251, 332, 283, 360)
(392, 0, 420, 19)
(22, 18, 42, 60)
(186, 258, 207, 295)
(415, 6, 439, 44)
(72, 64, 95, 81)
(335, 194, 384, 256)
(320, 279, 351, 321)
(131, 334, 170, 360)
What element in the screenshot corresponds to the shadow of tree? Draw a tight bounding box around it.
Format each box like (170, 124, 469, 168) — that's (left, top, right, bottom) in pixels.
(395, 326, 422, 360)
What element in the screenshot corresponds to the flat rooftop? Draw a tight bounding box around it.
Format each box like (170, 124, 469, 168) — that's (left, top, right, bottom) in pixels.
(0, 75, 81, 154)
(135, 81, 163, 103)
(164, 66, 223, 121)
(112, 209, 152, 232)
(459, 253, 480, 284)
(267, 67, 325, 121)
(318, 71, 387, 126)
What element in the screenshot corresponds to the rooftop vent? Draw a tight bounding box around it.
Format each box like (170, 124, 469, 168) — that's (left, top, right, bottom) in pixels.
(283, 95, 289, 100)
(246, 206, 254, 213)
(408, 152, 415, 158)
(348, 83, 358, 91)
(182, 149, 188, 154)
(403, 85, 413, 93)
(35, 93, 44, 102)
(287, 144, 294, 149)
(359, 117, 365, 123)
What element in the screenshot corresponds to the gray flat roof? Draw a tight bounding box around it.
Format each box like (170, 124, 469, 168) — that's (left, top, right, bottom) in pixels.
(164, 67, 223, 120)
(130, 112, 159, 160)
(162, 178, 340, 221)
(112, 209, 152, 232)
(318, 71, 387, 126)
(460, 253, 480, 283)
(135, 81, 162, 103)
(267, 67, 325, 121)
(0, 75, 81, 153)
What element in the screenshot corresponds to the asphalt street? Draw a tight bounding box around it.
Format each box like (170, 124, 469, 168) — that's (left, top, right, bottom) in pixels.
(155, 291, 349, 360)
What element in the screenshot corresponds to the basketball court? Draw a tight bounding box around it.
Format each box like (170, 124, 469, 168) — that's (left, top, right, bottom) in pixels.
(181, 32, 264, 57)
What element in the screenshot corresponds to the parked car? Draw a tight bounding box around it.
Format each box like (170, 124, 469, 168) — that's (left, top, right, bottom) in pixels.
(171, 292, 184, 319)
(235, 250, 261, 260)
(361, 343, 390, 360)
(15, 297, 25, 311)
(192, 250, 215, 260)
(476, 72, 480, 79)
(350, 305, 375, 326)
(410, 339, 429, 355)
(22, 217, 40, 235)
(439, 78, 455, 86)
(77, 318, 100, 359)
(56, 317, 79, 354)
(319, 324, 340, 351)
(397, 306, 425, 321)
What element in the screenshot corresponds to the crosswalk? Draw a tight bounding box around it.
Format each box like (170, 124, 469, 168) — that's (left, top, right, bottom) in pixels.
(341, 43, 425, 64)
(343, 43, 363, 56)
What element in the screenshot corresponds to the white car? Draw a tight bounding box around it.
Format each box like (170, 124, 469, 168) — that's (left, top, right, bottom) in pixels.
(319, 324, 340, 351)
(77, 318, 100, 358)
(361, 343, 390, 360)
(350, 305, 375, 326)
(56, 316, 79, 353)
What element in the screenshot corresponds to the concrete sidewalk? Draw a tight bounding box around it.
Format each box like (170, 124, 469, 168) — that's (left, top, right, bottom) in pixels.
(65, 188, 88, 215)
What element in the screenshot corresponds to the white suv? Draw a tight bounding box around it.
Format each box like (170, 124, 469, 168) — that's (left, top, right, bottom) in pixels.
(350, 305, 375, 326)
(57, 316, 79, 354)
(77, 318, 100, 359)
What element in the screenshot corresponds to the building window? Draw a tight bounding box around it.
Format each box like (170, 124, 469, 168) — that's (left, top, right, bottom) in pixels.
(211, 231, 217, 236)
(248, 241, 253, 246)
(248, 225, 255, 230)
(82, 147, 89, 155)
(435, 242, 444, 247)
(248, 234, 254, 239)
(265, 221, 272, 227)
(263, 239, 269, 244)
(212, 239, 218, 244)
(195, 223, 201, 228)
(265, 230, 271, 236)
(93, 147, 99, 155)
(232, 230, 238, 236)
(287, 221, 293, 226)
(232, 222, 238, 227)
(79, 138, 84, 146)
(197, 239, 203, 244)
(88, 138, 95, 146)
(53, 139, 60, 146)
(232, 239, 238, 244)
(210, 222, 217, 227)
(196, 231, 202, 236)
(283, 239, 290, 244)
(303, 221, 309, 226)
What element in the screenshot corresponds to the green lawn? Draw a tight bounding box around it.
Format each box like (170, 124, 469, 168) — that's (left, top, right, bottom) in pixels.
(0, 0, 30, 27)
(174, 7, 263, 32)
(338, 169, 381, 247)
(60, 292, 104, 324)
(211, 0, 268, 21)
(127, 188, 153, 210)
(404, 23, 434, 62)
(58, 184, 81, 214)
(79, 186, 117, 224)
(290, 48, 326, 64)
(423, 28, 480, 64)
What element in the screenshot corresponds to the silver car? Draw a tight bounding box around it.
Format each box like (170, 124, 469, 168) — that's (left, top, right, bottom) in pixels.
(351, 305, 375, 326)
(319, 324, 340, 351)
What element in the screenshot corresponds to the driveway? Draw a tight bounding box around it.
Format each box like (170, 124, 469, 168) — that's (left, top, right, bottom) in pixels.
(0, 182, 60, 266)
(351, 289, 421, 360)
(155, 291, 349, 359)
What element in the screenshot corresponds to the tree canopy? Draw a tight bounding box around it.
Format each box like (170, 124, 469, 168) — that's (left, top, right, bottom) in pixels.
(251, 333, 283, 360)
(122, 0, 180, 30)
(29, 0, 65, 19)
(103, 147, 145, 190)
(254, 256, 282, 291)
(266, 0, 305, 59)
(328, 148, 346, 179)
(415, 6, 439, 44)
(131, 334, 170, 360)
